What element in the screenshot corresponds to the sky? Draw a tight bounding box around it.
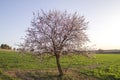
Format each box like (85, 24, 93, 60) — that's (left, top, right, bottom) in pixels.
(0, 0, 120, 49)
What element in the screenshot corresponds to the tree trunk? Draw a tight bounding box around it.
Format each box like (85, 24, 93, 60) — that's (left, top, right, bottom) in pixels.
(55, 54, 63, 76)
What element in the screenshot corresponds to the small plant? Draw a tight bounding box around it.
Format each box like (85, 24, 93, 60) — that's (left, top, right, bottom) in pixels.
(0, 68, 3, 75)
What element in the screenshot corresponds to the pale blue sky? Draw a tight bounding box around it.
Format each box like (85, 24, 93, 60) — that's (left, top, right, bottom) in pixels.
(1, 0, 120, 49)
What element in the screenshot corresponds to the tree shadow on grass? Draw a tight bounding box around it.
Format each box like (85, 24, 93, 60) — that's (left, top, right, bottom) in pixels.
(6, 70, 99, 80)
(15, 71, 67, 80)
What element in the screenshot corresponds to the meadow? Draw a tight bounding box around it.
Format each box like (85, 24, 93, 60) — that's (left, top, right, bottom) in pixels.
(0, 50, 120, 80)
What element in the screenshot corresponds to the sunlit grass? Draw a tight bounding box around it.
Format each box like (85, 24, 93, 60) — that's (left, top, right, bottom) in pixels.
(0, 50, 120, 79)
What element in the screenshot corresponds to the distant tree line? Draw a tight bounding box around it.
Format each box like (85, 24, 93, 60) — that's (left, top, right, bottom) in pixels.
(96, 49, 120, 54)
(0, 44, 11, 50)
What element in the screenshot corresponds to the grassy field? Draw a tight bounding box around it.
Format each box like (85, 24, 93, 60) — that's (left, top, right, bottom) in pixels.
(0, 50, 120, 80)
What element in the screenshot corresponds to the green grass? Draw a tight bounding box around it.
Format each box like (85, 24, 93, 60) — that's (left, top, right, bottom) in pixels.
(0, 50, 120, 80)
(86, 54, 120, 80)
(0, 51, 43, 70)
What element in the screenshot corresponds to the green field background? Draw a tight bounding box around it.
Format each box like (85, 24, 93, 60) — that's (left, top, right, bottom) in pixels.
(0, 50, 120, 80)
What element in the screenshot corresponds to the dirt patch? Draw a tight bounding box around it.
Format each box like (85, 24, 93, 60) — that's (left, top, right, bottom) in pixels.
(5, 71, 16, 77)
(5, 69, 99, 80)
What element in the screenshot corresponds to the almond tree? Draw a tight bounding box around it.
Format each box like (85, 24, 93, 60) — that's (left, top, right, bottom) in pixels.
(22, 10, 89, 76)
